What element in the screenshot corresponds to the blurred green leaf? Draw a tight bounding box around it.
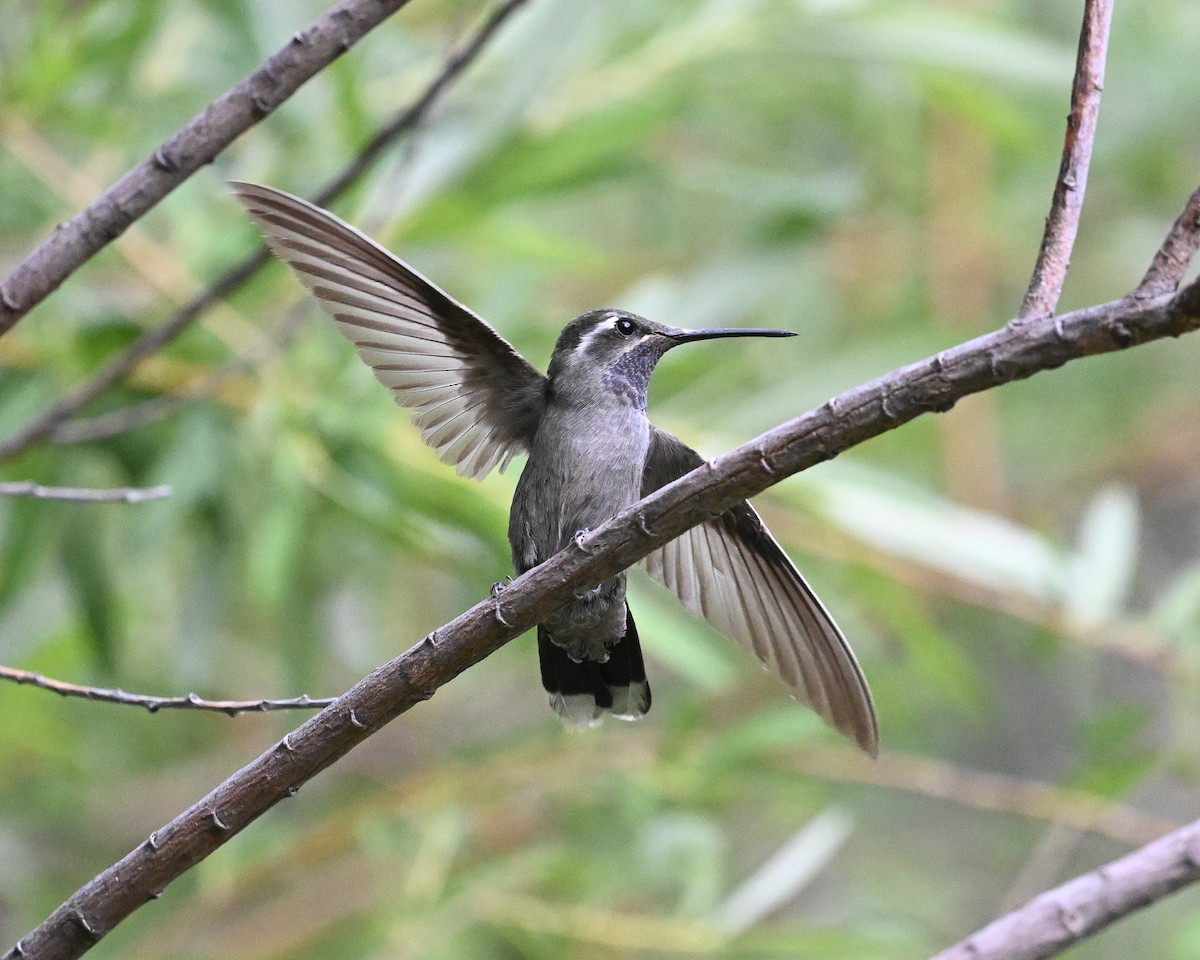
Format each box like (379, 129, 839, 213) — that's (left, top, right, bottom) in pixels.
(61, 511, 119, 671)
(1065, 485, 1140, 629)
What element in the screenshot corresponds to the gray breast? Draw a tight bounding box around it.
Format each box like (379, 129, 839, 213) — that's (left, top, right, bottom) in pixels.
(509, 403, 650, 572)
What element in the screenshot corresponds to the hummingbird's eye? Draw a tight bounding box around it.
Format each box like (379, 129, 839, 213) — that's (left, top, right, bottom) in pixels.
(614, 317, 637, 337)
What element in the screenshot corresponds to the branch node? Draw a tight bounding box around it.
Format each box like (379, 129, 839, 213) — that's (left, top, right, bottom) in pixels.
(152, 148, 178, 173)
(880, 388, 898, 422)
(12, 939, 26, 957)
(73, 912, 98, 939)
(145, 831, 160, 851)
(1183, 834, 1200, 869)
(1105, 320, 1135, 348)
(630, 511, 654, 537)
(250, 93, 273, 117)
(286, 786, 299, 797)
(292, 29, 310, 45)
(0, 285, 19, 312)
(279, 734, 296, 754)
(987, 350, 1005, 379)
(423, 630, 439, 647)
(1057, 903, 1087, 937)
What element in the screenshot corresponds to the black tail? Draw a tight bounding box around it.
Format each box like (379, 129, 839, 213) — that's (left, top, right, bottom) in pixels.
(539, 606, 651, 726)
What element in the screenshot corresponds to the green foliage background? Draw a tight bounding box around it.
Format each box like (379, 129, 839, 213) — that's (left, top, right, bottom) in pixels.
(2, 0, 1200, 956)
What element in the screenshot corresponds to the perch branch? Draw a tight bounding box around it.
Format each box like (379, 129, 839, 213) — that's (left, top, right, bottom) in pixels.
(0, 0, 532, 462)
(0, 482, 170, 504)
(7, 270, 1200, 960)
(0, 0, 416, 338)
(1017, 0, 1113, 320)
(929, 815, 1200, 960)
(0, 667, 333, 714)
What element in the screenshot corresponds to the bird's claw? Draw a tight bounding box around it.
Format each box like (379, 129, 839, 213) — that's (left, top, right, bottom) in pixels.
(572, 528, 591, 548)
(490, 577, 513, 598)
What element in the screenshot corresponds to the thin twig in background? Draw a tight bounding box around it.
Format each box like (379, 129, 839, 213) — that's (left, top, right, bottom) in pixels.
(781, 745, 1174, 848)
(1136, 183, 1200, 297)
(0, 0, 417, 338)
(0, 252, 273, 464)
(6, 262, 1200, 960)
(929, 816, 1200, 960)
(48, 307, 311, 446)
(1017, 0, 1114, 321)
(0, 667, 333, 714)
(0, 482, 171, 504)
(0, 0, 532, 463)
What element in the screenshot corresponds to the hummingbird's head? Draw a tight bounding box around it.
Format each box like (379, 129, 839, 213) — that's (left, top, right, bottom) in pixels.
(546, 309, 796, 409)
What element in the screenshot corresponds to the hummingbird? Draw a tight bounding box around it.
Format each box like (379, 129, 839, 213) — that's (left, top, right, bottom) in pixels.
(233, 182, 878, 755)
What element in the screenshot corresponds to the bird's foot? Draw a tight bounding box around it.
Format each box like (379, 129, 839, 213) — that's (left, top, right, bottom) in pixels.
(490, 576, 513, 598)
(572, 582, 603, 600)
(572, 528, 591, 548)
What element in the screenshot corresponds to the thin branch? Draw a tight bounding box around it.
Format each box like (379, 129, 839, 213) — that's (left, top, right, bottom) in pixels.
(49, 305, 312, 446)
(0, 482, 170, 504)
(0, 0, 532, 463)
(929, 815, 1200, 960)
(781, 745, 1174, 849)
(1135, 183, 1200, 298)
(1017, 0, 1114, 321)
(7, 271, 1200, 960)
(0, 0, 416, 338)
(48, 395, 199, 446)
(0, 251, 272, 465)
(0, 667, 333, 715)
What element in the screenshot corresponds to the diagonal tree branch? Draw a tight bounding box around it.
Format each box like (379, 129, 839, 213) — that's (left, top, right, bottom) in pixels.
(0, 0, 532, 463)
(0, 666, 333, 714)
(1017, 0, 1113, 321)
(929, 815, 1200, 960)
(0, 0, 417, 338)
(7, 267, 1200, 960)
(1136, 183, 1200, 298)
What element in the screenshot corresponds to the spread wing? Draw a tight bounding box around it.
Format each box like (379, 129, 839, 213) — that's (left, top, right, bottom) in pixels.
(641, 427, 878, 755)
(232, 181, 546, 480)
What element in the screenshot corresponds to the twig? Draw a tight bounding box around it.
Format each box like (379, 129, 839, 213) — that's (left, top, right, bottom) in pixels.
(0, 252, 272, 464)
(1135, 183, 1200, 298)
(0, 666, 333, 715)
(48, 395, 196, 446)
(7, 271, 1200, 960)
(49, 305, 312, 446)
(1017, 0, 1114, 321)
(0, 0, 532, 463)
(0, 482, 170, 504)
(782, 745, 1174, 848)
(929, 815, 1200, 960)
(0, 0, 416, 338)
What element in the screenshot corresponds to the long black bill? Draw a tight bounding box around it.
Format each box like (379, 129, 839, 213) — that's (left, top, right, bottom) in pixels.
(669, 326, 797, 344)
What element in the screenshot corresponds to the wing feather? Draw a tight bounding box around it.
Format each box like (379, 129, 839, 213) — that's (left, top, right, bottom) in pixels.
(232, 181, 547, 480)
(641, 427, 878, 754)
